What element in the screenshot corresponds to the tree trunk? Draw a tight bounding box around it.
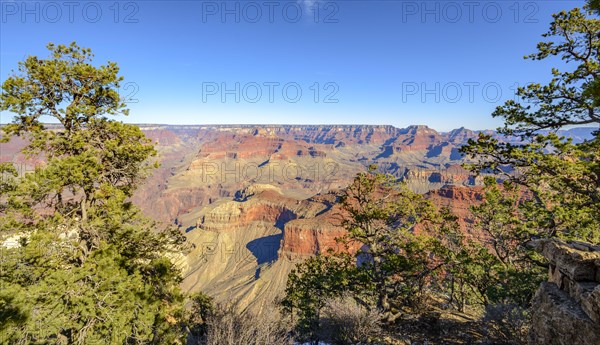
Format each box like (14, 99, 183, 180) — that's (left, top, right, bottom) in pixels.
(81, 192, 88, 222)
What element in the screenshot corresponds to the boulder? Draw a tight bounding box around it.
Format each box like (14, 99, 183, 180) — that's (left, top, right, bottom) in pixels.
(530, 240, 600, 344)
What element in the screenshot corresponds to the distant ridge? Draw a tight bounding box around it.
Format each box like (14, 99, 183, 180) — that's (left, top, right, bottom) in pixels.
(2, 123, 596, 143)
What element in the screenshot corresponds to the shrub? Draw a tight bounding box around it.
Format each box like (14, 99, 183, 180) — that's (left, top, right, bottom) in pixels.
(318, 295, 383, 345)
(197, 304, 293, 345)
(482, 303, 529, 345)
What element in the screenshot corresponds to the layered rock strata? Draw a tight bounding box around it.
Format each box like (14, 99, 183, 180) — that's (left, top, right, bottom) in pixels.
(529, 239, 600, 345)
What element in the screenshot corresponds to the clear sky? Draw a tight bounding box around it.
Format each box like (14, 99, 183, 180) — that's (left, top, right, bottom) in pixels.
(0, 0, 588, 131)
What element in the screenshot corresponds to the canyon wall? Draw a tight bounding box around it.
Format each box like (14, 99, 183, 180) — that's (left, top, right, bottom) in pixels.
(2, 124, 597, 313)
(178, 182, 489, 312)
(132, 124, 487, 222)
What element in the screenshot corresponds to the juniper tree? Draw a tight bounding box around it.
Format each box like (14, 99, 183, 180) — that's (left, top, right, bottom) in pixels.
(0, 42, 194, 344)
(283, 168, 460, 341)
(461, 5, 600, 244)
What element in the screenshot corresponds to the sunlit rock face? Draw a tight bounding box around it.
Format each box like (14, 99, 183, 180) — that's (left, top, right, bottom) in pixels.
(529, 240, 600, 345)
(2, 124, 593, 224)
(127, 124, 490, 223)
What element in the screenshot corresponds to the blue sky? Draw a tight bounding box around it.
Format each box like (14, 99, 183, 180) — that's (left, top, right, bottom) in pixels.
(0, 0, 587, 131)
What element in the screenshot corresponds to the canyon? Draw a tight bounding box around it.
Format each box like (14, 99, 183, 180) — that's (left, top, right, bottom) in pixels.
(1, 124, 595, 311)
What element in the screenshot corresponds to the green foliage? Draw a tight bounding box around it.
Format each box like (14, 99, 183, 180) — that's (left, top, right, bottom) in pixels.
(461, 5, 600, 244)
(491, 6, 599, 136)
(0, 43, 189, 344)
(591, 0, 600, 11)
(339, 172, 458, 315)
(282, 253, 356, 340)
(1, 42, 127, 137)
(283, 170, 461, 341)
(1, 235, 185, 344)
(449, 179, 545, 310)
(182, 292, 215, 343)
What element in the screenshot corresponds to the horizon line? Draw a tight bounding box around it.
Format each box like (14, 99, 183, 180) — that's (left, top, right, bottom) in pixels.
(0, 122, 596, 134)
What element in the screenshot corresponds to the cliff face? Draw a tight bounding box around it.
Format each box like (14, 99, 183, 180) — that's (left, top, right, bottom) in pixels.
(195, 124, 401, 146)
(4, 124, 592, 224)
(177, 180, 489, 313)
(278, 192, 356, 258)
(130, 124, 490, 222)
(426, 184, 484, 234)
(280, 219, 348, 257)
(529, 240, 600, 345)
(180, 185, 351, 312)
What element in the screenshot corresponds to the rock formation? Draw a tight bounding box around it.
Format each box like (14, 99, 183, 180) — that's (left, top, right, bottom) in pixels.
(2, 124, 597, 313)
(130, 124, 491, 222)
(179, 185, 349, 312)
(3, 124, 593, 224)
(529, 239, 600, 345)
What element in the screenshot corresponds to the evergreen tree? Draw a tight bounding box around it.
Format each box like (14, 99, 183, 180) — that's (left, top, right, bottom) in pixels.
(461, 5, 600, 244)
(449, 178, 545, 310)
(283, 168, 460, 341)
(0, 42, 192, 344)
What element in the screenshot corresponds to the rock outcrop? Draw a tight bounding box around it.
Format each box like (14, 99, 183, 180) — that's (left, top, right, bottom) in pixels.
(529, 239, 600, 345)
(426, 185, 484, 235)
(180, 185, 351, 312)
(280, 219, 348, 258)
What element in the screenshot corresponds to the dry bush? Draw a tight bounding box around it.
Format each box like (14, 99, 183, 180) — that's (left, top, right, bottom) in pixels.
(318, 295, 383, 345)
(481, 303, 529, 345)
(196, 304, 293, 345)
